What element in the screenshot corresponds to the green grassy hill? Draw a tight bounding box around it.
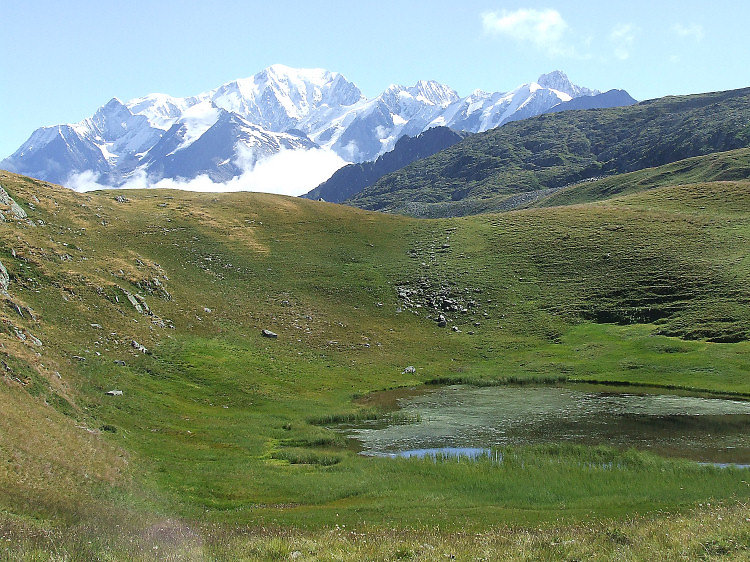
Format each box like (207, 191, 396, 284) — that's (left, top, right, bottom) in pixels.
(348, 87, 750, 216)
(0, 169, 749, 559)
(536, 147, 750, 207)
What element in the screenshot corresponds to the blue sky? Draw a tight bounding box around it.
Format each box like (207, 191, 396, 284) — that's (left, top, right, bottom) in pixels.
(2, 0, 749, 158)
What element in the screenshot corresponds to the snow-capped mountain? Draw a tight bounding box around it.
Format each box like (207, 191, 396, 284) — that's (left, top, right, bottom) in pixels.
(1, 65, 629, 190)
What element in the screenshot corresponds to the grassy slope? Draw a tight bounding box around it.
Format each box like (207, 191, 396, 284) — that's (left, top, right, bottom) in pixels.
(0, 170, 749, 558)
(537, 147, 750, 208)
(348, 87, 750, 215)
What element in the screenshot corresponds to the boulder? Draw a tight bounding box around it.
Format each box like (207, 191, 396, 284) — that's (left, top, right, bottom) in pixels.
(261, 329, 278, 339)
(0, 259, 8, 293)
(402, 366, 416, 374)
(27, 333, 42, 347)
(0, 185, 27, 220)
(106, 390, 123, 396)
(123, 290, 143, 314)
(131, 340, 149, 354)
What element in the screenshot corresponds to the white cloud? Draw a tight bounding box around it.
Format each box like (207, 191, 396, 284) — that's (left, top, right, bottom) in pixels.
(481, 8, 572, 56)
(66, 147, 348, 196)
(609, 23, 637, 60)
(671, 23, 705, 41)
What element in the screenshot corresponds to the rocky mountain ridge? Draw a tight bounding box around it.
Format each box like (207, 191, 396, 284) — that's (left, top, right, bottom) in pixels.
(2, 65, 632, 190)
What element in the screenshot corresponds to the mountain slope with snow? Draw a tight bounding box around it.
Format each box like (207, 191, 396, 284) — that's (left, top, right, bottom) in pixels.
(1, 66, 631, 192)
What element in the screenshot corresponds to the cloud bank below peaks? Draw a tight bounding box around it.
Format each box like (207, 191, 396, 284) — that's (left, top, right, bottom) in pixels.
(67, 147, 348, 196)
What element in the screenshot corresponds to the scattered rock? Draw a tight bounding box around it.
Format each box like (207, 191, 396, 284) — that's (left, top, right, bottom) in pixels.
(113, 360, 126, 366)
(261, 329, 278, 339)
(133, 293, 150, 314)
(114, 195, 129, 203)
(402, 366, 416, 374)
(452, 326, 461, 332)
(136, 277, 171, 300)
(90, 323, 102, 329)
(437, 314, 447, 328)
(124, 290, 144, 314)
(131, 340, 149, 354)
(27, 333, 42, 347)
(106, 390, 123, 396)
(10, 302, 24, 317)
(203, 307, 212, 313)
(72, 355, 86, 361)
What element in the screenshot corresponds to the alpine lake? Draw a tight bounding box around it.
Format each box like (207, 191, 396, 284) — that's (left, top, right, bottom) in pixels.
(337, 384, 750, 466)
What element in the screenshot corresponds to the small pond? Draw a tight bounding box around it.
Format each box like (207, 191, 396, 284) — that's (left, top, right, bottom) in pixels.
(342, 385, 750, 464)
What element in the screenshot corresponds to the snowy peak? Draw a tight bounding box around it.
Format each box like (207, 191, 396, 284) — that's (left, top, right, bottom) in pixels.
(379, 80, 458, 107)
(407, 80, 460, 106)
(537, 70, 597, 98)
(211, 64, 364, 131)
(87, 98, 139, 141)
(2, 66, 630, 190)
(127, 93, 198, 130)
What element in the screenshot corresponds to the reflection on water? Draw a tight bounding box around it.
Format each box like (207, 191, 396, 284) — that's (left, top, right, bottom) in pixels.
(368, 447, 495, 460)
(345, 385, 750, 463)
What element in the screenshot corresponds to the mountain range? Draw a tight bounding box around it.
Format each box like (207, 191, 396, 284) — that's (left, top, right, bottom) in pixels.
(347, 87, 750, 216)
(1, 65, 634, 189)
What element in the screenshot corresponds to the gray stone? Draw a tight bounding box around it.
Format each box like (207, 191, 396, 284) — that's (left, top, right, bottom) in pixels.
(123, 290, 143, 314)
(113, 360, 126, 366)
(27, 333, 42, 347)
(261, 329, 278, 339)
(0, 259, 8, 293)
(131, 340, 149, 353)
(0, 185, 27, 220)
(106, 390, 123, 396)
(402, 366, 416, 374)
(134, 293, 150, 314)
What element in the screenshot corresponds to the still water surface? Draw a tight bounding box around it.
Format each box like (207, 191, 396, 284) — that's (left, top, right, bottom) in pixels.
(345, 385, 750, 464)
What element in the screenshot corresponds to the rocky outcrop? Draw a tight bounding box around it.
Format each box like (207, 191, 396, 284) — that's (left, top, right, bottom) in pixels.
(0, 184, 27, 220)
(0, 258, 9, 293)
